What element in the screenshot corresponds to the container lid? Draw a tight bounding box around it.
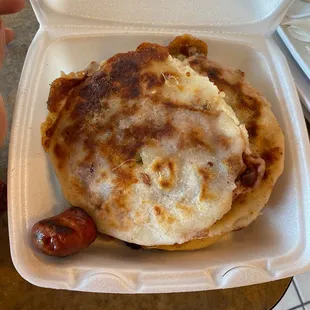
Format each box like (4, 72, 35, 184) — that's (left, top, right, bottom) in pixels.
(34, 0, 293, 34)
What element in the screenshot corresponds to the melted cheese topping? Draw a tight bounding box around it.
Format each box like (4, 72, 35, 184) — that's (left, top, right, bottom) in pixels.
(43, 45, 249, 246)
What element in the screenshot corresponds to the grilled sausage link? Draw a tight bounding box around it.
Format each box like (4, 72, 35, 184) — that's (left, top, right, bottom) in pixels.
(168, 34, 208, 57)
(31, 207, 97, 257)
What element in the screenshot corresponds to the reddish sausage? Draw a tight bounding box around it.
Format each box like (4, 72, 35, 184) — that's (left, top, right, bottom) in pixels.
(31, 207, 97, 257)
(168, 34, 208, 57)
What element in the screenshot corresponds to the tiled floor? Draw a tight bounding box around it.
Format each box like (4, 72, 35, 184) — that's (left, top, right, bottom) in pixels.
(273, 272, 310, 310)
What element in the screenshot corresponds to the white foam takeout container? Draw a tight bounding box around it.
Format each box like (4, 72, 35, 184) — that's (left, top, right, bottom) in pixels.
(8, 0, 310, 293)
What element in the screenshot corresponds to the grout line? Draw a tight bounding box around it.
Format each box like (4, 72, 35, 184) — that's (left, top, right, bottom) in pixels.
(272, 279, 303, 310)
(293, 278, 305, 309)
(287, 305, 305, 310)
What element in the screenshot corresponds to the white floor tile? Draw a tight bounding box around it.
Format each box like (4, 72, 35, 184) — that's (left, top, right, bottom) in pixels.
(305, 303, 310, 310)
(272, 282, 300, 310)
(295, 271, 310, 302)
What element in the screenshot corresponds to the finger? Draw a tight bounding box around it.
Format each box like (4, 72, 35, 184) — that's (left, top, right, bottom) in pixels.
(5, 28, 14, 44)
(0, 0, 25, 14)
(0, 94, 7, 147)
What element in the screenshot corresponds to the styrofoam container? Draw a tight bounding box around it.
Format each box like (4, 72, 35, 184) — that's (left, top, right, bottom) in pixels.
(8, 0, 310, 293)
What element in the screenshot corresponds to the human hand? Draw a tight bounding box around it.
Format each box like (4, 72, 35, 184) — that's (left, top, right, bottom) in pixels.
(0, 0, 25, 146)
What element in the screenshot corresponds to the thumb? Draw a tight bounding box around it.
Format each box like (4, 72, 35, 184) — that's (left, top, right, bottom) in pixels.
(0, 94, 7, 147)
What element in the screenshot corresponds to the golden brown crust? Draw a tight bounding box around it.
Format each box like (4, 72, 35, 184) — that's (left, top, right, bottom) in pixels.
(47, 77, 86, 113)
(42, 43, 169, 153)
(42, 45, 174, 166)
(188, 55, 283, 182)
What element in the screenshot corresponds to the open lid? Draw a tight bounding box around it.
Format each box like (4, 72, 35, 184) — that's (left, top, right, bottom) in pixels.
(32, 0, 293, 34)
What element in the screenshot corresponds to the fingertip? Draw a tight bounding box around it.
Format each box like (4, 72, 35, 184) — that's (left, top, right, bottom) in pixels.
(5, 28, 15, 44)
(0, 0, 25, 14)
(15, 0, 26, 12)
